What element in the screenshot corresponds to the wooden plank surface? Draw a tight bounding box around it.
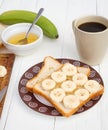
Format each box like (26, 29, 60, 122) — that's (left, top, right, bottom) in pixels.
(97, 0, 108, 130)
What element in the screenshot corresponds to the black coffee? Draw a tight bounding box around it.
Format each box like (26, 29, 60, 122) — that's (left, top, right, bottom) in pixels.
(78, 22, 107, 32)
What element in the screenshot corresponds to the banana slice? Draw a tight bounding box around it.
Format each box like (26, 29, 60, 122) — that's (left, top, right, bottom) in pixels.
(72, 73, 88, 86)
(50, 88, 65, 102)
(42, 78, 56, 90)
(84, 80, 101, 93)
(51, 71, 66, 83)
(63, 95, 80, 109)
(62, 63, 77, 76)
(74, 88, 90, 101)
(61, 80, 76, 93)
(0, 65, 7, 77)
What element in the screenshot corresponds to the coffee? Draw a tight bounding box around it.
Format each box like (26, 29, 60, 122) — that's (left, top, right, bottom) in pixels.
(78, 22, 107, 32)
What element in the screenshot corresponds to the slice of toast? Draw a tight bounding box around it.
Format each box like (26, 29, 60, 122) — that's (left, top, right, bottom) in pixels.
(0, 54, 15, 116)
(0, 54, 15, 90)
(26, 56, 62, 92)
(33, 62, 104, 117)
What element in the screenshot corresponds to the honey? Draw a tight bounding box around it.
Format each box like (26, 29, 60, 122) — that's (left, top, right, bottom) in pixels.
(8, 32, 39, 45)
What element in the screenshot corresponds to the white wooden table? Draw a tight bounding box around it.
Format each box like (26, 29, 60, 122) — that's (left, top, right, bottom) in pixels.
(0, 0, 108, 130)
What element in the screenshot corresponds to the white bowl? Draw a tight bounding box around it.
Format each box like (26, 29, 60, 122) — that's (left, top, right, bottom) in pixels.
(1, 23, 43, 56)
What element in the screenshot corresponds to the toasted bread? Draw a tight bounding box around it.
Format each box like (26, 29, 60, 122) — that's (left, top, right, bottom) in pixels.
(0, 54, 15, 90)
(26, 56, 62, 92)
(0, 54, 15, 116)
(33, 62, 104, 117)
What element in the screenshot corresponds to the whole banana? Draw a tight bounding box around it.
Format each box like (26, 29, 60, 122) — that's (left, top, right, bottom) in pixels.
(0, 10, 58, 39)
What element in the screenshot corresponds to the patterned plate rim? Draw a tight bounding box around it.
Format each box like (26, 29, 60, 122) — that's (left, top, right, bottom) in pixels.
(18, 58, 104, 116)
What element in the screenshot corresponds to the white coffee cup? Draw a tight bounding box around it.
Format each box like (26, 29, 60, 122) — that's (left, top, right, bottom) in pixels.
(72, 15, 108, 66)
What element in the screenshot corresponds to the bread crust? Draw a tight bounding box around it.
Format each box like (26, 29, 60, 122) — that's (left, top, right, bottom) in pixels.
(33, 81, 104, 117)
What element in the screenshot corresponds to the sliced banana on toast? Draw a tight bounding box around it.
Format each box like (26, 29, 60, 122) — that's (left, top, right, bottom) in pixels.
(84, 80, 101, 93)
(50, 88, 65, 103)
(51, 71, 66, 83)
(61, 80, 76, 93)
(63, 95, 80, 109)
(74, 88, 90, 101)
(32, 57, 104, 117)
(72, 73, 88, 86)
(0, 65, 7, 77)
(62, 63, 77, 76)
(42, 78, 56, 90)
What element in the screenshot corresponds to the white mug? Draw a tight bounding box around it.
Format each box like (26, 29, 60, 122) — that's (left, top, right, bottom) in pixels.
(72, 15, 108, 66)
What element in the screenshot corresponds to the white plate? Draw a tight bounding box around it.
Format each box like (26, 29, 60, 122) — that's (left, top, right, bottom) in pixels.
(33, 93, 53, 107)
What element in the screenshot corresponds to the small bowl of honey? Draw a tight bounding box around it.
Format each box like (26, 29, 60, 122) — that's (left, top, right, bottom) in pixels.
(1, 23, 43, 56)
